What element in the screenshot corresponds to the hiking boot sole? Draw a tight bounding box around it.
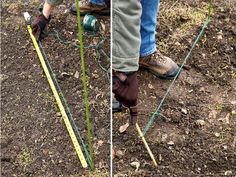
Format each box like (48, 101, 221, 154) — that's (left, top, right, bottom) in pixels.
(70, 8, 110, 16)
(139, 64, 180, 80)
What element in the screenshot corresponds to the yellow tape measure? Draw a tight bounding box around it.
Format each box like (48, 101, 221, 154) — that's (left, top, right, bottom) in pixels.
(24, 12, 88, 168)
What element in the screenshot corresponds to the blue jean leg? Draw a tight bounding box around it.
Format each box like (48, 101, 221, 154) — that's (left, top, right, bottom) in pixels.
(140, 0, 159, 57)
(89, 0, 106, 6)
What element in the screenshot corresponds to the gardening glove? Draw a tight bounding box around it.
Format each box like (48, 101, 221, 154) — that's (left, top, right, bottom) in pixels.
(112, 71, 138, 125)
(129, 105, 138, 125)
(32, 14, 50, 41)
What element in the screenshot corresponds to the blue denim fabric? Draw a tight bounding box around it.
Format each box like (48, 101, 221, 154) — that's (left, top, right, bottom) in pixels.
(90, 0, 105, 6)
(140, 0, 159, 57)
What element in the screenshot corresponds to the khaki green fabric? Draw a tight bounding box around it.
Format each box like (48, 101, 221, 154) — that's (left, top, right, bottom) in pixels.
(112, 0, 142, 72)
(46, 0, 63, 6)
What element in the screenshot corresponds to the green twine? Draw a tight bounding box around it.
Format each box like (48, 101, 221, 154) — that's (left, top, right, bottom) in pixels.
(143, 15, 211, 136)
(75, 0, 94, 170)
(47, 30, 110, 81)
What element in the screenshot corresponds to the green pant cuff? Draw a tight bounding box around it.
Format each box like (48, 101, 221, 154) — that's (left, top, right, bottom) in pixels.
(112, 55, 139, 72)
(46, 0, 63, 6)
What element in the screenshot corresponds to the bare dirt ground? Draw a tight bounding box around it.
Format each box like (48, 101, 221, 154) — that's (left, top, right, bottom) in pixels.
(113, 0, 236, 176)
(1, 0, 110, 176)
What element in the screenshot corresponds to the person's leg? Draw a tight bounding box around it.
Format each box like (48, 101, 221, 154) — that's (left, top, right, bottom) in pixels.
(140, 0, 159, 57)
(139, 0, 179, 79)
(112, 0, 141, 72)
(89, 0, 106, 6)
(32, 0, 63, 40)
(46, 0, 63, 6)
(112, 0, 141, 117)
(43, 1, 55, 18)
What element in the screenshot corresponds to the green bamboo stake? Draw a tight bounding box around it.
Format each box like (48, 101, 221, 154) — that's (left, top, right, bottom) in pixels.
(208, 0, 214, 17)
(75, 0, 94, 170)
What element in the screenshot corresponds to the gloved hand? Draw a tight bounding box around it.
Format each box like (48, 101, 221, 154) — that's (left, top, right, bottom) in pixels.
(129, 106, 138, 125)
(32, 14, 50, 41)
(112, 71, 138, 125)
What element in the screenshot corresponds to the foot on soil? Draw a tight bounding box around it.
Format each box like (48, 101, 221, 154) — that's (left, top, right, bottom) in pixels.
(139, 51, 180, 80)
(70, 1, 110, 16)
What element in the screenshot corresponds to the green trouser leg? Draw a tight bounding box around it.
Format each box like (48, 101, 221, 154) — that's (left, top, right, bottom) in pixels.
(46, 0, 63, 6)
(112, 0, 142, 72)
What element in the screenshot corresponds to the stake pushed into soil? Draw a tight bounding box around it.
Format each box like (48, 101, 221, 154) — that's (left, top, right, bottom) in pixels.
(136, 123, 157, 167)
(23, 12, 88, 168)
(75, 0, 95, 170)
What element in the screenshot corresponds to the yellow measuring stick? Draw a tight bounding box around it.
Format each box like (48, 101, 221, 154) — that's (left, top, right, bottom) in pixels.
(136, 123, 157, 167)
(24, 12, 88, 168)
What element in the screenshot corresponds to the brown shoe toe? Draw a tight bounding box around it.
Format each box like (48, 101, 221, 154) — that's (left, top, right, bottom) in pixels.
(70, 1, 110, 16)
(139, 51, 180, 79)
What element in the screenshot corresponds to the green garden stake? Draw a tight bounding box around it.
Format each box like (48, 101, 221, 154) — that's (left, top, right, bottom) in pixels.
(75, 0, 95, 170)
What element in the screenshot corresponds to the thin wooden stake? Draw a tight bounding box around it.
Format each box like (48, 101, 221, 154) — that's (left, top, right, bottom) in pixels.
(136, 123, 157, 167)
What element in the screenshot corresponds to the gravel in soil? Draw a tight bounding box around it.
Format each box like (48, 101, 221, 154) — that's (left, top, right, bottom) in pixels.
(113, 0, 236, 176)
(1, 1, 110, 176)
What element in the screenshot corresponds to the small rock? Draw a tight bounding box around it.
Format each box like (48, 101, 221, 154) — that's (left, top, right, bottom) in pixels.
(185, 128, 190, 135)
(232, 110, 236, 116)
(60, 72, 70, 77)
(74, 71, 80, 79)
(224, 170, 232, 176)
(150, 95, 156, 99)
(116, 150, 124, 159)
(56, 112, 61, 117)
(181, 108, 188, 114)
(202, 53, 206, 58)
(58, 72, 71, 80)
(167, 141, 174, 145)
(218, 113, 230, 124)
(230, 100, 236, 105)
(217, 34, 223, 40)
(225, 113, 230, 124)
(92, 73, 99, 79)
(188, 89, 193, 93)
(215, 132, 220, 137)
(199, 87, 205, 92)
(161, 134, 168, 142)
(0, 74, 9, 82)
(208, 110, 217, 119)
(175, 41, 181, 46)
(130, 161, 140, 171)
(148, 84, 154, 89)
(195, 119, 205, 126)
(97, 140, 103, 146)
(159, 154, 162, 162)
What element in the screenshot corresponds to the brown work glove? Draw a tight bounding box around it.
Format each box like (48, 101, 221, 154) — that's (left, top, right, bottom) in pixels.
(112, 71, 138, 125)
(32, 14, 50, 41)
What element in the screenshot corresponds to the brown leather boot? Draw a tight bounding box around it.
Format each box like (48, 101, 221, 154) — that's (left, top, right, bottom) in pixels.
(139, 51, 180, 79)
(70, 1, 110, 16)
